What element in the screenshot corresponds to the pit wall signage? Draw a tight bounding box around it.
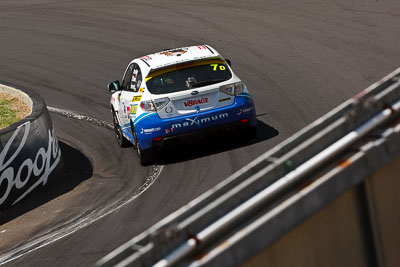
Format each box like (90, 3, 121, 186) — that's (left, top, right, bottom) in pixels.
(0, 115, 61, 208)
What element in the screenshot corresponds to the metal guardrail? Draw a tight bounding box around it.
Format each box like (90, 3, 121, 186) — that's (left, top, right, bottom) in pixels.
(97, 68, 400, 267)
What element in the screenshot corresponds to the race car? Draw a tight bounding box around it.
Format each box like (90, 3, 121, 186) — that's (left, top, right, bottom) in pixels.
(108, 45, 257, 165)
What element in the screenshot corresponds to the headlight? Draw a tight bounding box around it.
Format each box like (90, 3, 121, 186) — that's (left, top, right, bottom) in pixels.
(219, 82, 244, 96)
(140, 97, 170, 112)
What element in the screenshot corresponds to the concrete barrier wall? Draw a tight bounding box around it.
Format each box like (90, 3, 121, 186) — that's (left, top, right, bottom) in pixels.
(0, 85, 61, 209)
(242, 155, 400, 267)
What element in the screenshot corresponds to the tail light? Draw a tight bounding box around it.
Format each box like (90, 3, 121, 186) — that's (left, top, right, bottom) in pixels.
(219, 82, 244, 96)
(140, 97, 170, 112)
(140, 100, 155, 112)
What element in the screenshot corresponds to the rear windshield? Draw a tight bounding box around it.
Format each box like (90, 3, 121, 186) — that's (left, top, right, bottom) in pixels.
(145, 59, 232, 95)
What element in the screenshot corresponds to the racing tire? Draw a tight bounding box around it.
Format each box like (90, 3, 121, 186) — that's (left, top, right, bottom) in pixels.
(132, 126, 155, 165)
(112, 109, 130, 147)
(136, 143, 155, 166)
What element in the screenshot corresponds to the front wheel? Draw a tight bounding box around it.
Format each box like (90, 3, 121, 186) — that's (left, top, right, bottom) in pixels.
(112, 109, 130, 147)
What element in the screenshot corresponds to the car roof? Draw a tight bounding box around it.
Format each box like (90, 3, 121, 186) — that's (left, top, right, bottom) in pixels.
(136, 45, 222, 73)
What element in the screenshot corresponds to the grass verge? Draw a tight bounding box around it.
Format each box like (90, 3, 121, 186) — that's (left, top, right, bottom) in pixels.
(0, 92, 30, 129)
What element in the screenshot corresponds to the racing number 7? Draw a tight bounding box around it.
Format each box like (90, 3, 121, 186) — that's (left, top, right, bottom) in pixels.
(210, 64, 226, 71)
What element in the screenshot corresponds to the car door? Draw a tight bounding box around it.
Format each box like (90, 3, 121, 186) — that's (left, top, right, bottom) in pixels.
(119, 63, 143, 130)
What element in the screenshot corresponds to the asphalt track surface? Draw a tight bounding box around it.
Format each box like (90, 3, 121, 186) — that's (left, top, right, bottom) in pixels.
(0, 0, 399, 266)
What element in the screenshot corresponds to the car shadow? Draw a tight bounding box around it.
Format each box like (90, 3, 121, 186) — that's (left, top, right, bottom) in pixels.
(155, 119, 278, 165)
(0, 141, 93, 225)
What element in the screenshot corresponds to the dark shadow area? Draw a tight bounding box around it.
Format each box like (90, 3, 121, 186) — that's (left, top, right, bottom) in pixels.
(156, 119, 278, 165)
(0, 141, 93, 225)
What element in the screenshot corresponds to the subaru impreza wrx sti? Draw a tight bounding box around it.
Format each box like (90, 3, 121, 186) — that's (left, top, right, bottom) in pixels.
(108, 45, 257, 165)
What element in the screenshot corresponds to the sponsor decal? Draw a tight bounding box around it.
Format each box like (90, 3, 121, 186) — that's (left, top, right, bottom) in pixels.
(237, 107, 253, 116)
(132, 95, 142, 102)
(219, 97, 231, 102)
(141, 55, 151, 61)
(160, 48, 188, 57)
(172, 113, 229, 129)
(195, 106, 200, 113)
(141, 127, 161, 135)
(131, 104, 138, 115)
(243, 107, 253, 113)
(112, 97, 115, 102)
(139, 87, 144, 93)
(165, 106, 173, 113)
(0, 123, 61, 206)
(184, 97, 209, 107)
(164, 107, 174, 117)
(198, 45, 206, 50)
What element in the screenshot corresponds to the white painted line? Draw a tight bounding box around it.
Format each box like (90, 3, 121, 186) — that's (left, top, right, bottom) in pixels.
(0, 164, 164, 265)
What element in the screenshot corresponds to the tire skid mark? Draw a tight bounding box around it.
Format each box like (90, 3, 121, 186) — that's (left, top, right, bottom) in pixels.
(47, 106, 113, 130)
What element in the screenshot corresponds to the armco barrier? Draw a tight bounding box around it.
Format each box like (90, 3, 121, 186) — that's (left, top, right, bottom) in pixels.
(98, 68, 400, 267)
(241, 154, 400, 267)
(0, 84, 61, 209)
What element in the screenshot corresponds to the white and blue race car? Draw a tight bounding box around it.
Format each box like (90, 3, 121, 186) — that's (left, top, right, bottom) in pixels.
(108, 45, 256, 165)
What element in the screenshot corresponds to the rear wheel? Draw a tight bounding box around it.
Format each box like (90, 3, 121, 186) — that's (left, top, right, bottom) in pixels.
(137, 142, 155, 166)
(132, 126, 155, 165)
(112, 109, 129, 147)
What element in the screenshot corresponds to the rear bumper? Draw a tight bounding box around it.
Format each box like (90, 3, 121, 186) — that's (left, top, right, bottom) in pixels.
(157, 118, 252, 148)
(135, 94, 256, 149)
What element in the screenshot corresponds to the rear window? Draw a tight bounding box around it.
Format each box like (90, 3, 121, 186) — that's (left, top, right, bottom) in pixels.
(145, 59, 232, 95)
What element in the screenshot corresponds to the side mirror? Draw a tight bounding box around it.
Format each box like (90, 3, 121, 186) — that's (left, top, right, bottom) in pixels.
(108, 80, 121, 93)
(225, 59, 232, 67)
